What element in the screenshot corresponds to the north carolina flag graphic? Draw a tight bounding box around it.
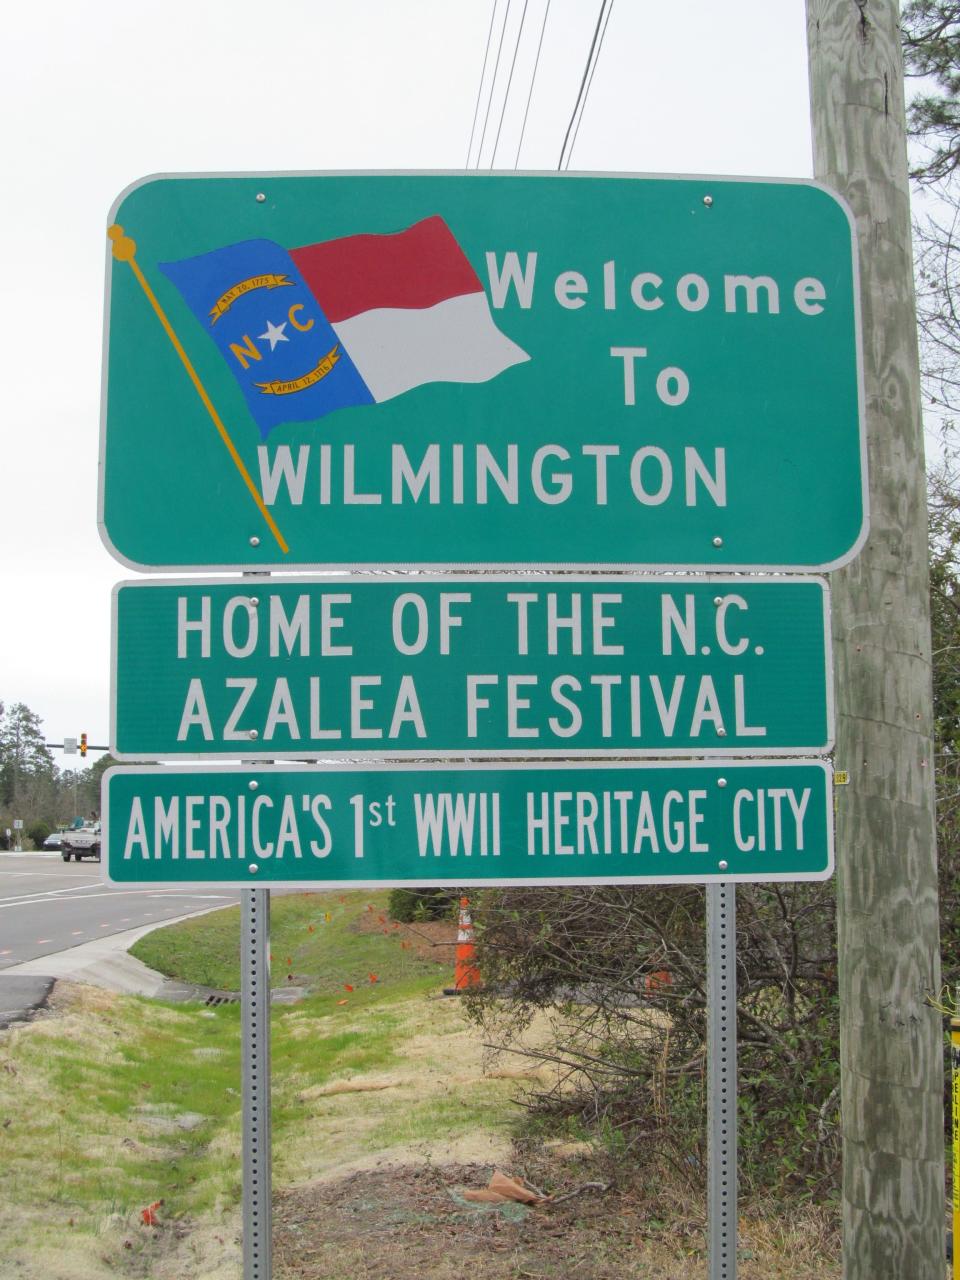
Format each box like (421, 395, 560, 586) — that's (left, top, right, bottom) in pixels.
(158, 216, 529, 439)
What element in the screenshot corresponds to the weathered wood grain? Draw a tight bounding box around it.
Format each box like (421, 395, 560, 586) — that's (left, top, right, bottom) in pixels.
(806, 1, 945, 1274)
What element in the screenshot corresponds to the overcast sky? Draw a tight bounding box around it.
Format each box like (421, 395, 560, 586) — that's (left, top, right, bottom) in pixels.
(1, 0, 830, 771)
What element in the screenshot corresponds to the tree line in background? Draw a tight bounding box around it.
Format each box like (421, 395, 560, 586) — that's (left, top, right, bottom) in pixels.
(0, 701, 108, 849)
(907, 0, 960, 992)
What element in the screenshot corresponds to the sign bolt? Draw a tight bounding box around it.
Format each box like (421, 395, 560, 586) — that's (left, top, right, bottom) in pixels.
(249, 536, 261, 547)
(712, 536, 723, 547)
(717, 727, 727, 737)
(717, 777, 727, 788)
(249, 597, 259, 606)
(248, 780, 259, 791)
(256, 193, 266, 203)
(703, 194, 713, 207)
(713, 596, 723, 606)
(249, 863, 259, 874)
(249, 729, 259, 739)
(718, 859, 728, 870)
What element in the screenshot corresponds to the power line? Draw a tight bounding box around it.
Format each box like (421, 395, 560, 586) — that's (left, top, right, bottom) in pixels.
(475, 0, 513, 168)
(491, 0, 531, 167)
(514, 0, 552, 169)
(564, 0, 614, 169)
(557, 0, 613, 171)
(465, 1, 500, 168)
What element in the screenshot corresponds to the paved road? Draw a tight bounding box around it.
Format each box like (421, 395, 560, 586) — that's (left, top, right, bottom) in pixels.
(0, 852, 238, 969)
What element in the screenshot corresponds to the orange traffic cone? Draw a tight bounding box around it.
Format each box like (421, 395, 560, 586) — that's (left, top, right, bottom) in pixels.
(444, 896, 482, 994)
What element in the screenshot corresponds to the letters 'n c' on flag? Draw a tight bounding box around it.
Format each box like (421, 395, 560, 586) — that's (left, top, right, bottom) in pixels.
(158, 215, 529, 439)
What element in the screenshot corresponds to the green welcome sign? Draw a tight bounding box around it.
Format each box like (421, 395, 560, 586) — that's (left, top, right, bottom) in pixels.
(102, 761, 834, 888)
(111, 575, 832, 759)
(100, 172, 865, 571)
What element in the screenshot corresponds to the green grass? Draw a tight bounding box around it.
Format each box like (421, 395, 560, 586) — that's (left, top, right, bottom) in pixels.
(362, 1091, 512, 1151)
(0, 890, 496, 1272)
(129, 889, 448, 992)
(1, 986, 438, 1225)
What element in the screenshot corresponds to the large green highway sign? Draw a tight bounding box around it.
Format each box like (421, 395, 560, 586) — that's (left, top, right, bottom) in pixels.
(111, 575, 833, 759)
(102, 761, 833, 888)
(100, 173, 864, 572)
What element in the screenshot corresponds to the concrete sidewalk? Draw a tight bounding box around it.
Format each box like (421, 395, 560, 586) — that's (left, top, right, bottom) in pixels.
(0, 907, 228, 1025)
(4, 923, 175, 996)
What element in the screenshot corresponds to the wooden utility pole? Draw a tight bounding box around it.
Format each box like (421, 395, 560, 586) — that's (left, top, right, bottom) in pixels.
(806, 2, 944, 1275)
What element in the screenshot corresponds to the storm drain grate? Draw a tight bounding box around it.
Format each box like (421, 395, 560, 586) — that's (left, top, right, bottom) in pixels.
(157, 979, 304, 1006)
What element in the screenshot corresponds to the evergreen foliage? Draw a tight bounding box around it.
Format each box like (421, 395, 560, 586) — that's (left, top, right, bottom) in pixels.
(904, 3, 960, 182)
(0, 700, 99, 832)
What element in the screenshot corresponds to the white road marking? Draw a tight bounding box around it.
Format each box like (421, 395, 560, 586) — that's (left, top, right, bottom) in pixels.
(0, 872, 99, 879)
(0, 889, 232, 910)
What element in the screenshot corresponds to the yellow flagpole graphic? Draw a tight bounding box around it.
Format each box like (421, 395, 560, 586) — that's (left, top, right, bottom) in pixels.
(107, 224, 289, 555)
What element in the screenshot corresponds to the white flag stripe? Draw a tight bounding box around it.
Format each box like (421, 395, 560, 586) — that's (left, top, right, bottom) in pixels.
(333, 291, 530, 404)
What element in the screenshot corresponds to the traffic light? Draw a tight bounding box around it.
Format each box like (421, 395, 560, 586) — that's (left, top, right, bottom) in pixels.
(80, 733, 87, 758)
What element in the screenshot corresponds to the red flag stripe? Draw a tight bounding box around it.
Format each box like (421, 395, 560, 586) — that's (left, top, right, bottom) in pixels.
(290, 216, 483, 323)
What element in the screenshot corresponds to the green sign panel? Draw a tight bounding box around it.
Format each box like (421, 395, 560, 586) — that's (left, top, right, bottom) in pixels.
(100, 173, 864, 571)
(111, 575, 832, 759)
(102, 761, 833, 887)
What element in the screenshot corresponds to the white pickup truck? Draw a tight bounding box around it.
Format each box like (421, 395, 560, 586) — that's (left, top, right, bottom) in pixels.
(60, 820, 101, 862)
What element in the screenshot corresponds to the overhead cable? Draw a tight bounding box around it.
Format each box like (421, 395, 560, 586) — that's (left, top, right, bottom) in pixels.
(558, 0, 614, 171)
(491, 0, 531, 167)
(465, 1, 500, 168)
(475, 0, 513, 168)
(565, 0, 615, 169)
(514, 0, 552, 169)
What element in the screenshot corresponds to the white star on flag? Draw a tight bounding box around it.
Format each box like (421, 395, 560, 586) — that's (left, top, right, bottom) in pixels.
(258, 319, 289, 351)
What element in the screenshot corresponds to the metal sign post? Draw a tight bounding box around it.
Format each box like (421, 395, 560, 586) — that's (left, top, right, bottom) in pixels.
(240, 565, 273, 1280)
(241, 886, 272, 1280)
(707, 882, 738, 1279)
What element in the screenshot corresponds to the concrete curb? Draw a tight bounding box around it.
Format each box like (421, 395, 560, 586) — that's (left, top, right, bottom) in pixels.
(0, 903, 309, 1020)
(1, 905, 228, 998)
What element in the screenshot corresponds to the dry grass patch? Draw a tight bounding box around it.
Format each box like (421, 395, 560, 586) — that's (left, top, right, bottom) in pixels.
(272, 1159, 845, 1280)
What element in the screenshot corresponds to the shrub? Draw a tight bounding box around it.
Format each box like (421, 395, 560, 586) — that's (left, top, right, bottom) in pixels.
(26, 820, 51, 851)
(466, 883, 841, 1199)
(388, 888, 457, 923)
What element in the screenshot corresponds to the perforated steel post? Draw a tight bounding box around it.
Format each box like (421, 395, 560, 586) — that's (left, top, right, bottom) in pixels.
(241, 886, 272, 1280)
(707, 882, 737, 1280)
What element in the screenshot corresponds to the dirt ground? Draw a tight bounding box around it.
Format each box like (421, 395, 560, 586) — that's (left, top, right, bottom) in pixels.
(351, 909, 460, 970)
(270, 915, 871, 1280)
(271, 1158, 845, 1280)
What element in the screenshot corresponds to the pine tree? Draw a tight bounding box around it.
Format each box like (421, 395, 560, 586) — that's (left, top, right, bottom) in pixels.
(903, 2, 960, 181)
(0, 702, 54, 808)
